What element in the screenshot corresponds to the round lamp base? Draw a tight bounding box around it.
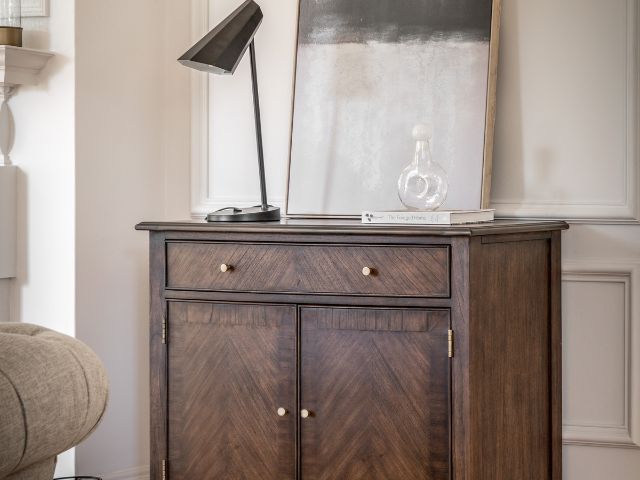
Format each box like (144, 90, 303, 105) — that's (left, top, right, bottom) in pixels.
(207, 205, 281, 223)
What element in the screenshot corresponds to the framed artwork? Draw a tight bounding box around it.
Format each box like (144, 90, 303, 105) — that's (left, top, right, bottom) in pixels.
(285, 0, 501, 218)
(21, 0, 49, 17)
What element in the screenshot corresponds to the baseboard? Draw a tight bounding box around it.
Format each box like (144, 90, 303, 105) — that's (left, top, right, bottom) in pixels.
(100, 465, 150, 480)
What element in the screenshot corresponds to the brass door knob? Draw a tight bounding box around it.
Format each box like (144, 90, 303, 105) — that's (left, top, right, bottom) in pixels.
(301, 409, 311, 418)
(362, 267, 374, 276)
(220, 264, 232, 273)
(277, 407, 288, 417)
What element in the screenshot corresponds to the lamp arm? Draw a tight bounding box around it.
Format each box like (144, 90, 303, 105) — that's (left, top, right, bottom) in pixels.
(249, 40, 269, 210)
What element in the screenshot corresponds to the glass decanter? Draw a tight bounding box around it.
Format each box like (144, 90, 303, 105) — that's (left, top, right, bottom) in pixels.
(397, 124, 448, 210)
(0, 0, 21, 47)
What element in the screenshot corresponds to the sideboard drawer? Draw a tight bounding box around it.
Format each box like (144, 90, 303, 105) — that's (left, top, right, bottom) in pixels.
(166, 242, 450, 297)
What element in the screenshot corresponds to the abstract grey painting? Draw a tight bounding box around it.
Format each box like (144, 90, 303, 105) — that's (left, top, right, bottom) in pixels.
(286, 0, 497, 217)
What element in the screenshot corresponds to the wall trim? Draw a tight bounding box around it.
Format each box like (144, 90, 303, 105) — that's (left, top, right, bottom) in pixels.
(21, 0, 49, 17)
(189, 0, 284, 219)
(101, 465, 149, 480)
(492, 0, 640, 224)
(561, 261, 640, 449)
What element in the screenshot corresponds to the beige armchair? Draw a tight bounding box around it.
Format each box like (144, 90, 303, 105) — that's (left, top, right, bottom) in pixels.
(0, 323, 109, 479)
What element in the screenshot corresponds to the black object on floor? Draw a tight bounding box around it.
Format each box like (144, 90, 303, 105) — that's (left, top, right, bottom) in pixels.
(54, 477, 102, 480)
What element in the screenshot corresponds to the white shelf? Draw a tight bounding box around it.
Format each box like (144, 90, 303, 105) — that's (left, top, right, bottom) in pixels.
(0, 46, 54, 86)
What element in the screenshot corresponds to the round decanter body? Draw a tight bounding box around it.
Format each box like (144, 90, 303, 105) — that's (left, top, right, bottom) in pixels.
(397, 125, 448, 210)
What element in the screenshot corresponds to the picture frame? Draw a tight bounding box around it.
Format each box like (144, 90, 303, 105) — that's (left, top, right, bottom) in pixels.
(21, 0, 49, 17)
(285, 0, 502, 218)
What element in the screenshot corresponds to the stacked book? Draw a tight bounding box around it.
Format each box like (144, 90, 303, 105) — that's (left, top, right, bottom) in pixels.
(361, 209, 495, 225)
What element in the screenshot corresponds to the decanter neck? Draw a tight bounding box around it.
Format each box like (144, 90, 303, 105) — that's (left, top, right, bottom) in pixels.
(414, 139, 433, 168)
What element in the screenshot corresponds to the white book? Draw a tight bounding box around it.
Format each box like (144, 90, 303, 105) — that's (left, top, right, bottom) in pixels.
(362, 209, 495, 225)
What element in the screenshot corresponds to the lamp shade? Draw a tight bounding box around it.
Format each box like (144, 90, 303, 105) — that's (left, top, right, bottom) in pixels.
(178, 0, 263, 75)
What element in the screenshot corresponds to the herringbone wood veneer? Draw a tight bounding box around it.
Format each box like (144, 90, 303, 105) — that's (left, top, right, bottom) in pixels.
(167, 302, 296, 479)
(300, 307, 450, 480)
(166, 243, 450, 298)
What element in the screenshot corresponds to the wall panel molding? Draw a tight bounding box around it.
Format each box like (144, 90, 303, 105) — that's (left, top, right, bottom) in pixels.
(492, 0, 640, 224)
(21, 0, 49, 17)
(189, 0, 286, 219)
(562, 260, 640, 449)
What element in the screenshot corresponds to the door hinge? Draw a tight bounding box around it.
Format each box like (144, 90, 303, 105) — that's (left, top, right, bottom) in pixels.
(448, 330, 454, 358)
(162, 459, 167, 480)
(162, 319, 167, 345)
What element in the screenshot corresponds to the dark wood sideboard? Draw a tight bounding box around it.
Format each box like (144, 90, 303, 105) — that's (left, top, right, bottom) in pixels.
(136, 219, 568, 480)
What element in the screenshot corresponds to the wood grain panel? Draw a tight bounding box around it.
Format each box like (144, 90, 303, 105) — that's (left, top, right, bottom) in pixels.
(449, 236, 471, 480)
(300, 307, 450, 480)
(469, 237, 552, 479)
(149, 232, 167, 480)
(137, 219, 569, 237)
(166, 242, 449, 298)
(167, 302, 296, 480)
(143, 221, 567, 479)
(550, 231, 562, 479)
(136, 218, 569, 238)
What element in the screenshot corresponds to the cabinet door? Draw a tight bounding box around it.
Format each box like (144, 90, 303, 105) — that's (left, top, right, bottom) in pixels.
(167, 302, 296, 479)
(301, 307, 450, 480)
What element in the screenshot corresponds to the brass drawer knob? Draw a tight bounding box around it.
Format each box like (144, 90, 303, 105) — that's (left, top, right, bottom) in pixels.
(301, 409, 311, 419)
(277, 407, 288, 417)
(220, 264, 233, 273)
(362, 267, 374, 276)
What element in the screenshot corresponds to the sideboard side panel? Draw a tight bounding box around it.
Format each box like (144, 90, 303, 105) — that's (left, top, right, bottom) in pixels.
(469, 235, 553, 479)
(149, 232, 167, 480)
(450, 237, 471, 480)
(550, 230, 563, 480)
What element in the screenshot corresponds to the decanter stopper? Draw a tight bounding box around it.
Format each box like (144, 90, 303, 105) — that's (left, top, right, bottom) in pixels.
(397, 124, 448, 211)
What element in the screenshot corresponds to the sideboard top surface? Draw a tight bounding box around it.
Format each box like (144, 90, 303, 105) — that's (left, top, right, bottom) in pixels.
(136, 219, 568, 237)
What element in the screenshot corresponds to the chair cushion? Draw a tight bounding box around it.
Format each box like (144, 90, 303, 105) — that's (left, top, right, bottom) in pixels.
(0, 323, 109, 478)
(4, 458, 56, 480)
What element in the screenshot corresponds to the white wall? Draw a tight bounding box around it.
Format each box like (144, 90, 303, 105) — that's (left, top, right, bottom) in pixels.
(9, 0, 77, 475)
(1, 1, 190, 477)
(11, 0, 76, 334)
(496, 0, 640, 476)
(0, 280, 9, 322)
(162, 2, 192, 222)
(74, 1, 190, 478)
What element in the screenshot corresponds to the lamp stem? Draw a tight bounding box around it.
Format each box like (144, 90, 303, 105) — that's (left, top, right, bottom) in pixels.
(249, 40, 268, 211)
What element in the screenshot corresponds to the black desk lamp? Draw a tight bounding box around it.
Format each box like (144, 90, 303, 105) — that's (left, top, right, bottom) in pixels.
(178, 0, 280, 222)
